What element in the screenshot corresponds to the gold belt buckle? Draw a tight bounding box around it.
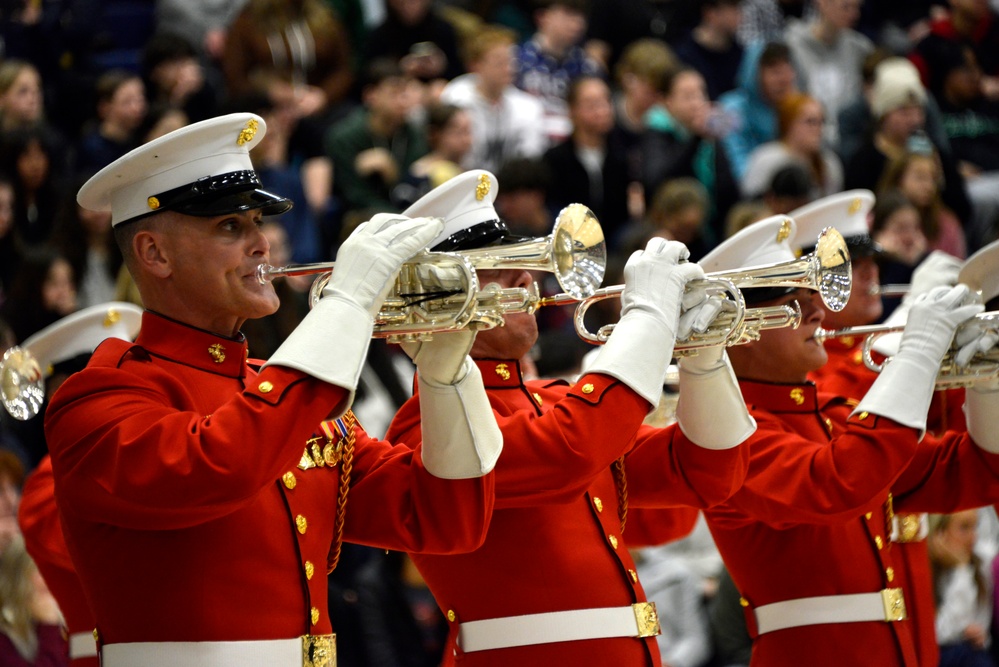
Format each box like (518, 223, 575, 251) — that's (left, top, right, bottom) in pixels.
(880, 588, 907, 622)
(632, 602, 661, 638)
(302, 634, 336, 667)
(896, 514, 923, 542)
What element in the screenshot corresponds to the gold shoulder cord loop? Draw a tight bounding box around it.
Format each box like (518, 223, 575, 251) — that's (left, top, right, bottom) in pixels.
(613, 456, 628, 534)
(327, 411, 357, 573)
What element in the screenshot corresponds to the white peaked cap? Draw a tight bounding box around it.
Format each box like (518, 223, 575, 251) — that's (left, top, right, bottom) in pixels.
(21, 302, 143, 376)
(78, 113, 290, 227)
(700, 215, 799, 274)
(403, 170, 503, 249)
(958, 239, 999, 304)
(788, 190, 876, 251)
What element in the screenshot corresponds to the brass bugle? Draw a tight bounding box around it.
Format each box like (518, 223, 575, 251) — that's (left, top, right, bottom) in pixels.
(254, 204, 606, 340)
(544, 227, 851, 350)
(1, 346, 44, 420)
(815, 311, 999, 388)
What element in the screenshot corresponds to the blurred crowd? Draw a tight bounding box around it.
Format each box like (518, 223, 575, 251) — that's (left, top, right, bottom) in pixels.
(1, 0, 999, 665)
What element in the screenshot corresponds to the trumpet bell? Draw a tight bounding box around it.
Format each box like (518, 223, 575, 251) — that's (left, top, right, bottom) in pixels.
(1, 346, 44, 421)
(814, 227, 852, 312)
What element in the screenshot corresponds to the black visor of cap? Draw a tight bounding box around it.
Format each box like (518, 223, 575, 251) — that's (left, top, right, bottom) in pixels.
(741, 285, 800, 305)
(431, 219, 532, 252)
(149, 170, 292, 219)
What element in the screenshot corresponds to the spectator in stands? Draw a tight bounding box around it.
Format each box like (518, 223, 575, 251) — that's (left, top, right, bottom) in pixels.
(223, 0, 354, 126)
(675, 0, 744, 101)
(366, 0, 464, 85)
(844, 57, 972, 226)
(440, 25, 547, 174)
(0, 246, 76, 345)
(1, 129, 64, 248)
(76, 70, 148, 174)
(155, 0, 247, 62)
(48, 183, 121, 310)
(837, 48, 952, 168)
(515, 0, 601, 145)
(395, 103, 473, 209)
(929, 41, 999, 250)
(718, 41, 798, 181)
(494, 156, 554, 238)
(870, 190, 928, 302)
(929, 510, 997, 667)
(0, 175, 17, 300)
(785, 0, 873, 146)
(611, 38, 678, 181)
(911, 0, 999, 100)
(0, 451, 22, 554)
(543, 75, 631, 243)
(642, 66, 740, 248)
(736, 0, 806, 46)
(0, 535, 66, 666)
(325, 59, 427, 218)
(741, 92, 843, 199)
(0, 61, 42, 135)
(141, 33, 219, 123)
(643, 177, 711, 259)
(878, 148, 968, 259)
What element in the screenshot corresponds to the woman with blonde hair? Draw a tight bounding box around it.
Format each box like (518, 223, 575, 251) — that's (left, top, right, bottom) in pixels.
(741, 92, 843, 199)
(0, 535, 66, 666)
(0, 61, 43, 133)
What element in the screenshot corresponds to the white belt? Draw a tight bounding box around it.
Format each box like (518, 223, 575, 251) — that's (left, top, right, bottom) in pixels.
(891, 513, 929, 543)
(101, 635, 335, 667)
(68, 631, 97, 658)
(753, 588, 907, 635)
(457, 602, 660, 653)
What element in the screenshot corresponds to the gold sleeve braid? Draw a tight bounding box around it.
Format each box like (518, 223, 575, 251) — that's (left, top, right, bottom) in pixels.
(327, 411, 357, 574)
(613, 455, 628, 534)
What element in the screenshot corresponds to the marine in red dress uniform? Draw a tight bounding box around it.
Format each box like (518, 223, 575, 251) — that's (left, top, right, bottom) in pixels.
(793, 191, 969, 667)
(383, 170, 756, 666)
(44, 114, 503, 667)
(16, 302, 144, 667)
(698, 215, 999, 666)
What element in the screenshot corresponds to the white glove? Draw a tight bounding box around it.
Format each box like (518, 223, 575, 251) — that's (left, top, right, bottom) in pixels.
(676, 344, 756, 450)
(400, 329, 476, 386)
(588, 238, 702, 407)
(263, 214, 444, 413)
(907, 251, 962, 301)
(855, 285, 984, 434)
(678, 294, 736, 340)
(953, 317, 999, 367)
(325, 214, 445, 317)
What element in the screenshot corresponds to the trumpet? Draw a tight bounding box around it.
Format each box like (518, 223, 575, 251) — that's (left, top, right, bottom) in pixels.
(816, 311, 999, 388)
(545, 227, 851, 353)
(1, 346, 44, 420)
(869, 284, 910, 297)
(256, 204, 606, 341)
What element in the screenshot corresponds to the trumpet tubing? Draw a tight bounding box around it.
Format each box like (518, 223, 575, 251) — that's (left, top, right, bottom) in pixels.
(255, 203, 606, 340)
(816, 311, 999, 388)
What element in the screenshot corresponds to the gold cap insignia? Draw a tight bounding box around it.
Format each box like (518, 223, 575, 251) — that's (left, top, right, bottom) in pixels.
(475, 173, 491, 201)
(776, 218, 791, 243)
(789, 387, 804, 405)
(848, 197, 862, 215)
(495, 363, 510, 380)
(147, 196, 160, 210)
(103, 308, 121, 328)
(236, 118, 259, 146)
(208, 343, 226, 364)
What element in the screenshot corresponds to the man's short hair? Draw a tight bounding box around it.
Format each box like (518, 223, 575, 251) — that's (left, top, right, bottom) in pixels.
(759, 42, 791, 69)
(614, 38, 678, 90)
(534, 0, 588, 14)
(362, 58, 407, 92)
(462, 25, 516, 67)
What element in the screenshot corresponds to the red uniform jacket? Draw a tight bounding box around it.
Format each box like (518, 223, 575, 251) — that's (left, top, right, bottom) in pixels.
(44, 312, 493, 646)
(809, 336, 968, 667)
(18, 456, 96, 667)
(386, 358, 749, 667)
(705, 379, 999, 666)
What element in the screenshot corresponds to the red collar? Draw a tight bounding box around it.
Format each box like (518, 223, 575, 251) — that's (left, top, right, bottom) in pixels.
(474, 358, 525, 388)
(739, 378, 820, 413)
(134, 311, 249, 379)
